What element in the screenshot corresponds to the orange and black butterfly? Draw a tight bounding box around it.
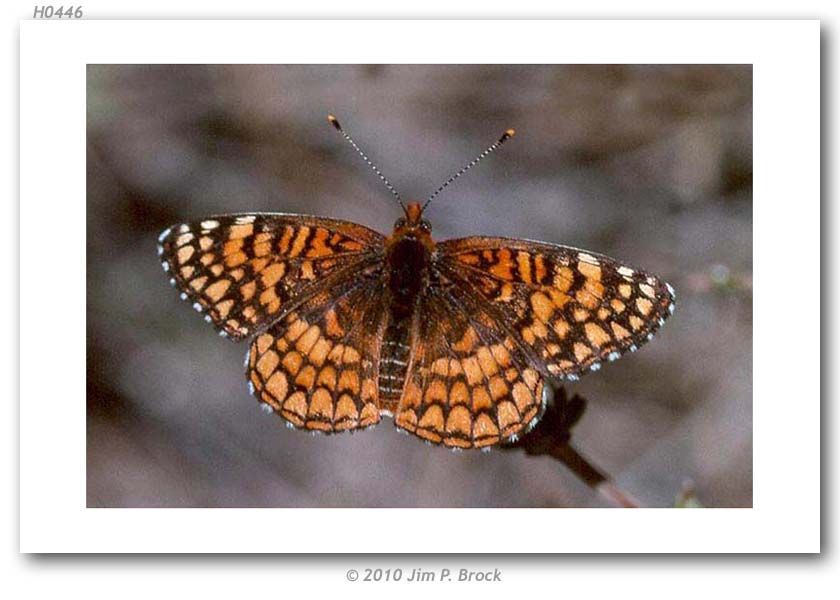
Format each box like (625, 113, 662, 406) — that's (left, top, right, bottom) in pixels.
(158, 115, 675, 450)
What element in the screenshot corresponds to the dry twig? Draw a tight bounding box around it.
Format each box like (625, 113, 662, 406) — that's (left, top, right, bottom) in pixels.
(502, 388, 641, 508)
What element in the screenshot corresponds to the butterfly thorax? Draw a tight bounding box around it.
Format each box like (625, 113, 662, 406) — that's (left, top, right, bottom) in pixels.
(379, 203, 435, 406)
(386, 233, 430, 313)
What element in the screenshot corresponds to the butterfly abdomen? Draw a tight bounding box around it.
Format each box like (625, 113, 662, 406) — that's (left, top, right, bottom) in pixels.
(378, 318, 412, 404)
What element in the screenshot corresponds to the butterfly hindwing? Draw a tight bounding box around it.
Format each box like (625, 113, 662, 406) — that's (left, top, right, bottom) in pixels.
(436, 236, 676, 381)
(246, 262, 388, 433)
(394, 276, 547, 449)
(158, 214, 385, 340)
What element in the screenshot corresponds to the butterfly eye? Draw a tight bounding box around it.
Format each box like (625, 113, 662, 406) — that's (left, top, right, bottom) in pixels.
(419, 219, 432, 233)
(394, 218, 407, 229)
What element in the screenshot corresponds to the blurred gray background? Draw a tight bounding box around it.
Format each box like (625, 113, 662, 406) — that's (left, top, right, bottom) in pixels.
(86, 65, 752, 508)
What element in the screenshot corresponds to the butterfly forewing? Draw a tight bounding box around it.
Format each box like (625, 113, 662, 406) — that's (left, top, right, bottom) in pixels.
(435, 236, 676, 381)
(158, 214, 384, 340)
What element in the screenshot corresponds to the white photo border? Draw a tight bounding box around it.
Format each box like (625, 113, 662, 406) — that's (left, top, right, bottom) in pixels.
(20, 19, 819, 553)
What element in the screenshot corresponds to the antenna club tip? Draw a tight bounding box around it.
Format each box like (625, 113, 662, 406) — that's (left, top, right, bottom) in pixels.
(327, 114, 342, 131)
(502, 128, 516, 140)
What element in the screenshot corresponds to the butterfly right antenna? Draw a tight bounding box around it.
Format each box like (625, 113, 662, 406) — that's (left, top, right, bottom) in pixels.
(327, 114, 406, 212)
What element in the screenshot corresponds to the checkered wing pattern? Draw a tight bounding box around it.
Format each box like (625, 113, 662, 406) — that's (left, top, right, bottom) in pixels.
(246, 263, 389, 433)
(435, 236, 676, 382)
(394, 275, 548, 449)
(157, 214, 385, 340)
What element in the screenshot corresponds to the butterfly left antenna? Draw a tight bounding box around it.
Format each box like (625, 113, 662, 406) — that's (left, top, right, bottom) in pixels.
(327, 114, 406, 212)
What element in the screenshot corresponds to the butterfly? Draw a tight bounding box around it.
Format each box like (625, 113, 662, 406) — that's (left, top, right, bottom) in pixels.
(157, 115, 675, 451)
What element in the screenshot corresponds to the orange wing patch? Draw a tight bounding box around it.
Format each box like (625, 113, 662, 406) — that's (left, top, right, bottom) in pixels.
(437, 237, 675, 382)
(158, 214, 384, 340)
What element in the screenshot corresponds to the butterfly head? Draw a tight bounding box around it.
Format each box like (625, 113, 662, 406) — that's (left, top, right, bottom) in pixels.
(393, 201, 432, 234)
(390, 201, 434, 250)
